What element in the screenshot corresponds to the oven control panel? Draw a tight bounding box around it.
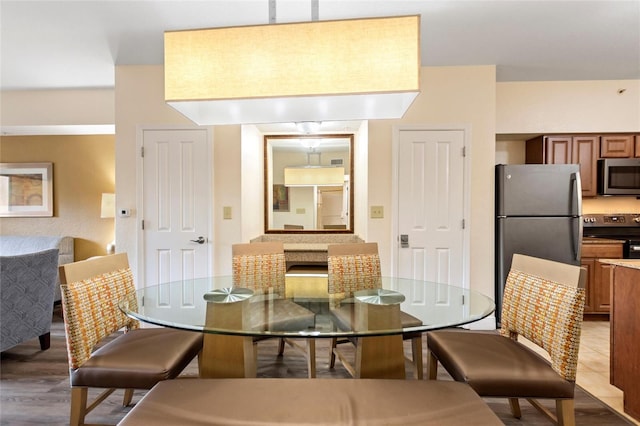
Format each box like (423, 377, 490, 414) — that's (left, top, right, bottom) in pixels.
(583, 213, 640, 226)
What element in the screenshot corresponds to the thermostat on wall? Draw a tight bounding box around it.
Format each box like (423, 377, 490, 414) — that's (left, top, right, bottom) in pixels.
(118, 209, 131, 217)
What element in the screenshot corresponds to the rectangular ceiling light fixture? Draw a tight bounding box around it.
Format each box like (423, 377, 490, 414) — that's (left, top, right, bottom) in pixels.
(284, 167, 345, 187)
(165, 15, 420, 125)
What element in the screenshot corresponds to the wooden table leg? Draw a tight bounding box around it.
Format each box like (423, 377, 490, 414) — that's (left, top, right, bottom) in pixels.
(354, 298, 405, 379)
(200, 292, 256, 378)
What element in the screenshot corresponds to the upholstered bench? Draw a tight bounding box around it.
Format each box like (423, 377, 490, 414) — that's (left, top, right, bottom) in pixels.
(118, 378, 502, 425)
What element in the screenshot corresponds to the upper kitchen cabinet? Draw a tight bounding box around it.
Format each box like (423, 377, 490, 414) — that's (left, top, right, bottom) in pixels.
(600, 134, 635, 158)
(526, 135, 599, 197)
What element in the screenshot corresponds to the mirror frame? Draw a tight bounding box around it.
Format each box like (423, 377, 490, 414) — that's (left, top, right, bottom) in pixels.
(264, 134, 354, 234)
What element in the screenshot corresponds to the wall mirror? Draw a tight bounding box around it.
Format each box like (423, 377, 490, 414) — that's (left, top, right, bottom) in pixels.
(265, 134, 354, 233)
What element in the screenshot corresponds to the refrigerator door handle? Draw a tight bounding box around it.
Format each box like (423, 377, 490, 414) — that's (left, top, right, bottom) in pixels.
(571, 172, 582, 217)
(572, 216, 583, 262)
(571, 172, 583, 262)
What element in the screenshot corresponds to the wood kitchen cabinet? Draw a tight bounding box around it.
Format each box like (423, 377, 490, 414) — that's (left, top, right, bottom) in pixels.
(526, 135, 599, 197)
(635, 135, 640, 158)
(580, 240, 623, 317)
(600, 134, 635, 158)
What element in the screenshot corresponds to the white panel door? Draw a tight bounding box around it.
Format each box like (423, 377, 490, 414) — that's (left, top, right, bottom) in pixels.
(142, 129, 211, 294)
(396, 130, 466, 320)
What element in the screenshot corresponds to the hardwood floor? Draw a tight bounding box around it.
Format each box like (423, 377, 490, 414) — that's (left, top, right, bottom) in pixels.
(0, 311, 634, 425)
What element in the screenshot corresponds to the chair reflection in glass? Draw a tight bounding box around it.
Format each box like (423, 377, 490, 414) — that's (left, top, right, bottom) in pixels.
(327, 242, 424, 379)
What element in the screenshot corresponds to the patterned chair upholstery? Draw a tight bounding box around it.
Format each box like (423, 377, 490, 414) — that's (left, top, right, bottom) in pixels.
(232, 242, 317, 378)
(59, 253, 203, 426)
(327, 242, 424, 379)
(427, 253, 587, 426)
(232, 242, 287, 296)
(0, 249, 58, 352)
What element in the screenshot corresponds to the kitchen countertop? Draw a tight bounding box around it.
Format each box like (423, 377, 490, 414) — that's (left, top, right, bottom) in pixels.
(582, 237, 626, 244)
(598, 259, 640, 270)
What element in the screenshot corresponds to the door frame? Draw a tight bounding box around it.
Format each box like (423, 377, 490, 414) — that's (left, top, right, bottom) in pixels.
(136, 125, 213, 286)
(391, 125, 472, 289)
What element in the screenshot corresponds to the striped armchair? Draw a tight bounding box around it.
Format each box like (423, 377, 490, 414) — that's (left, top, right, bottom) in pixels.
(327, 242, 424, 379)
(232, 242, 317, 378)
(427, 254, 586, 426)
(59, 253, 203, 426)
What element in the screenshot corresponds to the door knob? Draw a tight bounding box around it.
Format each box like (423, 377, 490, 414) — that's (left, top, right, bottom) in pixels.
(190, 236, 206, 244)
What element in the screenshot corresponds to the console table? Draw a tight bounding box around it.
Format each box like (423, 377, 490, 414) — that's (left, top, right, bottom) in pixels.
(251, 234, 364, 269)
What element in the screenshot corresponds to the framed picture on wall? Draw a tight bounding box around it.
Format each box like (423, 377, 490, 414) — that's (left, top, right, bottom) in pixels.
(0, 162, 53, 217)
(273, 184, 289, 212)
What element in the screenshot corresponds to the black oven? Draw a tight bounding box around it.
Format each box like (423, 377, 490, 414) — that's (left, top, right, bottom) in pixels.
(628, 239, 640, 259)
(583, 213, 640, 258)
(597, 158, 640, 196)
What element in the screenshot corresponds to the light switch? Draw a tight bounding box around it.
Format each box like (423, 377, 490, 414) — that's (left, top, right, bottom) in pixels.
(296, 208, 306, 214)
(223, 206, 232, 220)
(370, 206, 384, 219)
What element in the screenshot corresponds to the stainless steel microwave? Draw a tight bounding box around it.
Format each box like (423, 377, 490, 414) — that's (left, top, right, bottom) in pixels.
(598, 158, 640, 195)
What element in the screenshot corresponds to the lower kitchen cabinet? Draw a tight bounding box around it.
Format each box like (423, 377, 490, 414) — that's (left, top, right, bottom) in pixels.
(581, 240, 623, 317)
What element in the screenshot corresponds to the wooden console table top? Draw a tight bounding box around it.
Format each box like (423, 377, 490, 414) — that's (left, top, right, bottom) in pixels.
(283, 243, 329, 252)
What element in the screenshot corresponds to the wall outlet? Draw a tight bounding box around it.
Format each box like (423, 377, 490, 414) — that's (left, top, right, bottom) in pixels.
(370, 205, 384, 219)
(223, 206, 232, 220)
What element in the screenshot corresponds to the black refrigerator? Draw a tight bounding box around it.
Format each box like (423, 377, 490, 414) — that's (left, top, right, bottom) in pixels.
(495, 164, 583, 322)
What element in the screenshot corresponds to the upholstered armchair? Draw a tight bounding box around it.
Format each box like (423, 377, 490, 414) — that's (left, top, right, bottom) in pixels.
(0, 249, 59, 352)
(232, 241, 317, 378)
(427, 253, 587, 426)
(327, 242, 424, 379)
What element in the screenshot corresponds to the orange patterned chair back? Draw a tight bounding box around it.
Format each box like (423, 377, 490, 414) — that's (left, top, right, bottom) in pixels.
(232, 242, 286, 296)
(59, 253, 139, 370)
(327, 242, 381, 297)
(500, 254, 586, 381)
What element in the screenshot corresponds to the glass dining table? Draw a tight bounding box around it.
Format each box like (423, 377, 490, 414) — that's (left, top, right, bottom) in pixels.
(119, 275, 495, 379)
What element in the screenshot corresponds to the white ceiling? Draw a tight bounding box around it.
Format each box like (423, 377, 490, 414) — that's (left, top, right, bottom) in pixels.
(1, 0, 639, 93)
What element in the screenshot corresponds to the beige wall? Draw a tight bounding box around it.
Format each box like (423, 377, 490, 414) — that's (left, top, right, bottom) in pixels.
(495, 79, 640, 216)
(3, 70, 639, 299)
(0, 89, 114, 127)
(113, 64, 500, 292)
(114, 65, 201, 279)
(497, 80, 640, 134)
(367, 65, 497, 298)
(0, 135, 115, 260)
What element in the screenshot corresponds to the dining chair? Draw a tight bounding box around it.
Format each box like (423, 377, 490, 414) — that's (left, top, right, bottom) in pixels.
(59, 253, 203, 426)
(232, 241, 317, 378)
(427, 253, 587, 426)
(327, 242, 424, 379)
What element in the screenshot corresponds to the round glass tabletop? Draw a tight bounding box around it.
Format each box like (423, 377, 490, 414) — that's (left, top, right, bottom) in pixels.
(119, 275, 495, 338)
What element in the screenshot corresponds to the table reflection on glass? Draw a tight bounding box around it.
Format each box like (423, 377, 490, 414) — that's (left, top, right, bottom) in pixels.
(119, 276, 494, 379)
